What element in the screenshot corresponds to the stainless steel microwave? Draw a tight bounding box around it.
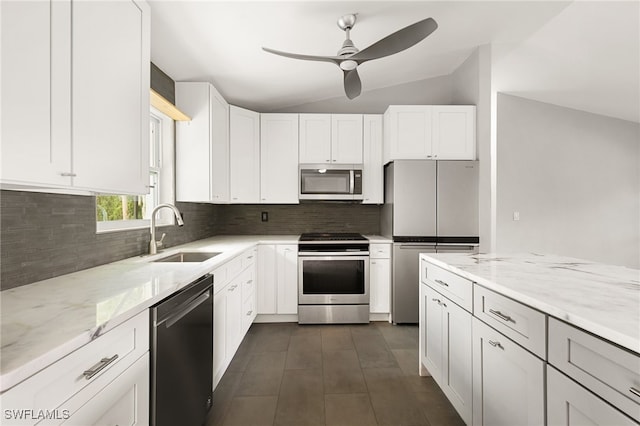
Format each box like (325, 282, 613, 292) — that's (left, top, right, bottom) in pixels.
(299, 164, 363, 201)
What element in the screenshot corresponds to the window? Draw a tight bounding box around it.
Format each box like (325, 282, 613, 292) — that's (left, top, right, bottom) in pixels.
(96, 107, 175, 232)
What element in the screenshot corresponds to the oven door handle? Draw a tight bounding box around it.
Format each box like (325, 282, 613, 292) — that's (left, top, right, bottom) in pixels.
(299, 251, 370, 256)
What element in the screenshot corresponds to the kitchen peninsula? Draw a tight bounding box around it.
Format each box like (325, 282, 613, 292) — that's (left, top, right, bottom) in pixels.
(419, 252, 640, 425)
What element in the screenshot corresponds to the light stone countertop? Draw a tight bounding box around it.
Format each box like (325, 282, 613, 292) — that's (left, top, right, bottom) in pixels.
(420, 252, 640, 354)
(364, 235, 393, 243)
(0, 235, 298, 392)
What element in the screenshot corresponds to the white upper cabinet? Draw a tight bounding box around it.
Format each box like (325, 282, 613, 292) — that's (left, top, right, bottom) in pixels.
(229, 106, 260, 203)
(1, 1, 70, 188)
(260, 114, 299, 204)
(299, 114, 332, 163)
(299, 114, 363, 164)
(362, 114, 383, 204)
(384, 106, 432, 162)
(383, 105, 475, 163)
(331, 114, 363, 163)
(432, 106, 476, 160)
(176, 82, 229, 203)
(1, 0, 150, 194)
(72, 0, 150, 194)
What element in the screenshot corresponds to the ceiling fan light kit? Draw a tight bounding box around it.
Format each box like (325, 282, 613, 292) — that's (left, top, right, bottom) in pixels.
(262, 14, 438, 100)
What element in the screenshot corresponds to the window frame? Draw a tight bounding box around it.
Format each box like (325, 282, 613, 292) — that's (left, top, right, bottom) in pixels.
(96, 106, 175, 233)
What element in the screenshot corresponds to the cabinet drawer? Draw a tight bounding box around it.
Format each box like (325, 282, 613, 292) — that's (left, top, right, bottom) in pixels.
(212, 264, 228, 294)
(0, 311, 148, 420)
(241, 268, 256, 303)
(422, 260, 473, 312)
(242, 295, 256, 332)
(548, 318, 640, 422)
(226, 255, 243, 278)
(547, 365, 637, 426)
(474, 285, 546, 359)
(242, 248, 257, 269)
(370, 243, 391, 259)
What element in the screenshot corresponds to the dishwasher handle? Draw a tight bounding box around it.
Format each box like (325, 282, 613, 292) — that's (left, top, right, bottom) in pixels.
(161, 290, 211, 329)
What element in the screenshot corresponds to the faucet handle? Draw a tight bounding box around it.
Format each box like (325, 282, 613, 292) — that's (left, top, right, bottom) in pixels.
(157, 233, 166, 248)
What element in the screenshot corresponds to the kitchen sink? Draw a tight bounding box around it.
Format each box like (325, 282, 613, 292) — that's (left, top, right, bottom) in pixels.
(152, 251, 221, 263)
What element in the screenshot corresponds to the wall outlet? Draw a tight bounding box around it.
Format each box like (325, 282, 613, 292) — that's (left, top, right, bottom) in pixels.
(513, 211, 520, 221)
(261, 212, 268, 222)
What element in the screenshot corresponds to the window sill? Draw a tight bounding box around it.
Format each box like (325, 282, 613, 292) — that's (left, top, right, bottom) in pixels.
(96, 219, 175, 234)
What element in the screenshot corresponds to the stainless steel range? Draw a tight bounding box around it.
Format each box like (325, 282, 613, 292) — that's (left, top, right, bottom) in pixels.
(298, 233, 370, 324)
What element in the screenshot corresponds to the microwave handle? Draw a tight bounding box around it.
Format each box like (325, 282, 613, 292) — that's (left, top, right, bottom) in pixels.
(350, 170, 354, 194)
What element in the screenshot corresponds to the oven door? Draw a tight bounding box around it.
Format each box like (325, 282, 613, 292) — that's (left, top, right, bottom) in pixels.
(298, 254, 369, 305)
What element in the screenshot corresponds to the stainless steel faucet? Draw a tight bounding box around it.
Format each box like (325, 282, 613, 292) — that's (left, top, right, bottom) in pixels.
(149, 203, 185, 255)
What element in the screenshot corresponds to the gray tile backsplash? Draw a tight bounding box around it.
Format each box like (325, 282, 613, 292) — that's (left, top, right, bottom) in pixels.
(1, 191, 381, 290)
(212, 203, 381, 235)
(0, 190, 218, 290)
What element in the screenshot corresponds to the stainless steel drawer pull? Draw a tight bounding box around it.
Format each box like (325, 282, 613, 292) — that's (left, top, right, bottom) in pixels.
(83, 354, 118, 380)
(431, 298, 441, 304)
(630, 387, 640, 398)
(488, 340, 504, 349)
(246, 310, 253, 316)
(489, 309, 514, 323)
(60, 172, 77, 177)
(247, 255, 254, 259)
(247, 279, 253, 284)
(435, 279, 449, 287)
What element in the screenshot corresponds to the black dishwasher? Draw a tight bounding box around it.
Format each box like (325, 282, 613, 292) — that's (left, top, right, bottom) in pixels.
(150, 274, 213, 426)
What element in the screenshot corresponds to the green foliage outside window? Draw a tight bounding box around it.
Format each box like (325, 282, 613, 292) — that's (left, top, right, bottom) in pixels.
(96, 195, 145, 222)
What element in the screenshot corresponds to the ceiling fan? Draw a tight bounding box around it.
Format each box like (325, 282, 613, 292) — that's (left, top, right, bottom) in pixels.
(262, 14, 438, 100)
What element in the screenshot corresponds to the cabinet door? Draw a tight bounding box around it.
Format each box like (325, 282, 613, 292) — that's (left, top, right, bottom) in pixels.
(472, 317, 545, 426)
(299, 114, 331, 163)
(61, 353, 149, 426)
(210, 85, 230, 203)
(442, 297, 473, 425)
(276, 245, 298, 315)
(260, 114, 299, 203)
(385, 106, 432, 160)
(331, 114, 363, 163)
(176, 82, 213, 202)
(72, 0, 150, 194)
(370, 258, 390, 313)
(432, 106, 475, 160)
(362, 115, 383, 204)
(225, 279, 243, 359)
(422, 285, 444, 383)
(213, 290, 227, 383)
(0, 0, 72, 187)
(547, 366, 638, 426)
(257, 245, 278, 314)
(229, 106, 260, 202)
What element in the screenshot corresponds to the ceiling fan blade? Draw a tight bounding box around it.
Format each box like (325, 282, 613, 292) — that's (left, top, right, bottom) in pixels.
(350, 17, 438, 63)
(343, 68, 362, 100)
(262, 47, 341, 65)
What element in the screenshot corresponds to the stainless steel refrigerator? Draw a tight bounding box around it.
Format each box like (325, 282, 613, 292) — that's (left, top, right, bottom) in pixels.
(381, 160, 479, 323)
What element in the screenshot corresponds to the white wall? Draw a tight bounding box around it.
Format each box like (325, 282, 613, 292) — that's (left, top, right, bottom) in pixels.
(451, 45, 496, 253)
(270, 75, 452, 114)
(496, 94, 640, 268)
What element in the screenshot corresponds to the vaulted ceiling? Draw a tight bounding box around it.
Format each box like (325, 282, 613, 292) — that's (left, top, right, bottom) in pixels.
(149, 1, 639, 122)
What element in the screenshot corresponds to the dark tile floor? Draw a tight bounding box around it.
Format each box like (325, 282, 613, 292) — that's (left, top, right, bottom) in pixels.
(206, 322, 465, 426)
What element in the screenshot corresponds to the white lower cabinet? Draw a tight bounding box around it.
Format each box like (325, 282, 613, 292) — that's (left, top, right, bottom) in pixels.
(0, 311, 149, 425)
(472, 317, 545, 426)
(57, 353, 149, 426)
(420, 283, 472, 425)
(369, 243, 391, 314)
(257, 244, 298, 316)
(547, 365, 638, 426)
(213, 247, 257, 387)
